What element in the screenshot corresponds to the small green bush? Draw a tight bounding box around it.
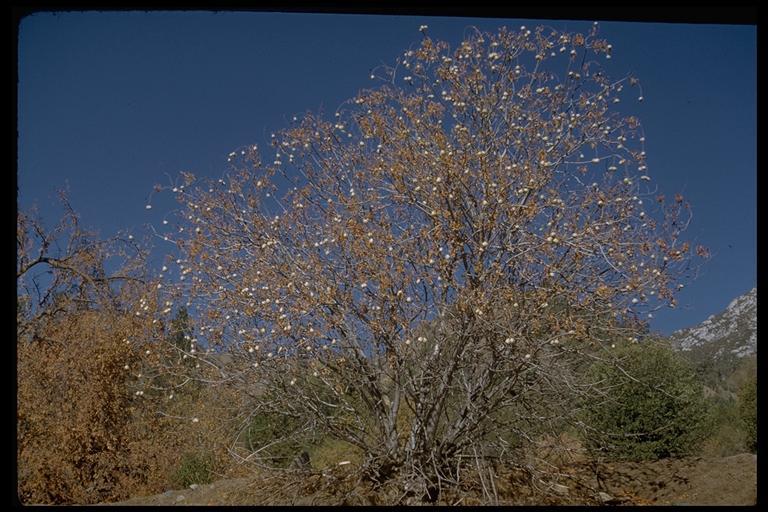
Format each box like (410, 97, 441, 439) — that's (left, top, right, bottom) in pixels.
(737, 373, 757, 453)
(171, 452, 214, 488)
(581, 342, 709, 461)
(243, 413, 310, 467)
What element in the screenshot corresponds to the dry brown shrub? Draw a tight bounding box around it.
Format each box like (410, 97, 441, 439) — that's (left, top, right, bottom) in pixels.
(16, 199, 243, 504)
(16, 308, 244, 504)
(19, 310, 152, 503)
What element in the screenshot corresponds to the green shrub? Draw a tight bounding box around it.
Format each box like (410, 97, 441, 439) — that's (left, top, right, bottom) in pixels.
(701, 396, 745, 457)
(171, 452, 214, 488)
(581, 342, 709, 461)
(242, 413, 310, 467)
(737, 373, 757, 453)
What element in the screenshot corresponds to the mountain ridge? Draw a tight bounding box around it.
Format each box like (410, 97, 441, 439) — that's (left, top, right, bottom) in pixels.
(668, 287, 756, 360)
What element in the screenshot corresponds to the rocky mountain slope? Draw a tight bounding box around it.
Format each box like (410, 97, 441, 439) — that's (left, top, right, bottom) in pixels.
(670, 288, 756, 358)
(668, 288, 756, 390)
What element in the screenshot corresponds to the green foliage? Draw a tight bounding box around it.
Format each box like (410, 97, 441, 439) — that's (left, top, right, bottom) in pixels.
(737, 373, 757, 453)
(169, 306, 192, 352)
(700, 395, 745, 457)
(171, 452, 214, 488)
(581, 342, 709, 461)
(243, 413, 311, 467)
(684, 349, 756, 396)
(241, 409, 366, 470)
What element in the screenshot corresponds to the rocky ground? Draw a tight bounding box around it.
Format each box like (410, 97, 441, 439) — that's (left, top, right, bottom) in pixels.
(106, 453, 756, 506)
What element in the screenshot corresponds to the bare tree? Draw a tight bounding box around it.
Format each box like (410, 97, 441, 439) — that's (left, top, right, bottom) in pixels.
(155, 24, 704, 499)
(17, 193, 151, 341)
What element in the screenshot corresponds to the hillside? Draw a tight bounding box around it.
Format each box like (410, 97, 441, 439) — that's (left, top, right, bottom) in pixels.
(669, 288, 757, 391)
(670, 287, 756, 356)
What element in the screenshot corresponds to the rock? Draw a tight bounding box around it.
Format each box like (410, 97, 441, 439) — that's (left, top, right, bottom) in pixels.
(175, 495, 186, 502)
(189, 484, 199, 490)
(598, 491, 614, 503)
(289, 450, 311, 470)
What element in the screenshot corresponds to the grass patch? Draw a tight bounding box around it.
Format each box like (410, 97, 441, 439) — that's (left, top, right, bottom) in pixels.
(171, 452, 215, 488)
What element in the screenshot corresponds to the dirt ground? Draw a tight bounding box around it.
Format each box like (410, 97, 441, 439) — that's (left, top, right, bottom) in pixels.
(105, 453, 756, 506)
(560, 453, 757, 506)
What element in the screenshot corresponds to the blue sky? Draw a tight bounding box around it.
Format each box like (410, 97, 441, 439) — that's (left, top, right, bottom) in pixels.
(17, 12, 756, 335)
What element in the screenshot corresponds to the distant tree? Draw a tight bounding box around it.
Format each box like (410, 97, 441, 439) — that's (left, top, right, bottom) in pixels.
(156, 25, 704, 499)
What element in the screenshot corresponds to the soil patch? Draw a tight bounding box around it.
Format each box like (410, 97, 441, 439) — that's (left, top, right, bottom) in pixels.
(105, 453, 756, 506)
